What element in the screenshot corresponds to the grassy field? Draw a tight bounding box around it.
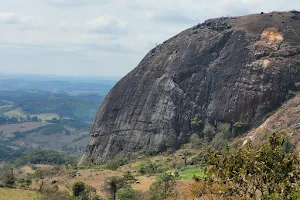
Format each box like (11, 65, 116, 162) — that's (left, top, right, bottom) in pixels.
(3, 108, 26, 118)
(179, 168, 206, 180)
(0, 122, 50, 137)
(0, 188, 41, 200)
(4, 107, 60, 121)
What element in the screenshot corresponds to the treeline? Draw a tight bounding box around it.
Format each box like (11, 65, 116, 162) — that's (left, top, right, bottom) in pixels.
(20, 98, 98, 121)
(15, 149, 75, 166)
(11, 119, 91, 140)
(0, 90, 104, 122)
(0, 115, 40, 125)
(0, 145, 25, 161)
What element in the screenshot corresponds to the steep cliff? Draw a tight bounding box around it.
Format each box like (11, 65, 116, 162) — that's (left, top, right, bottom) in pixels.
(83, 11, 300, 163)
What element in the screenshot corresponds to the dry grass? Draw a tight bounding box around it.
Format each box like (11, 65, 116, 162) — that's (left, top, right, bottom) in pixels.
(32, 113, 60, 121)
(4, 108, 26, 118)
(3, 107, 60, 121)
(0, 188, 41, 200)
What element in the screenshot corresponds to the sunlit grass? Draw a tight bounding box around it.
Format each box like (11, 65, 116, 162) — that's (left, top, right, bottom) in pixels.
(179, 168, 206, 180)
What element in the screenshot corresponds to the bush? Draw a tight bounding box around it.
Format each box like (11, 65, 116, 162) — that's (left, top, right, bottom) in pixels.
(211, 132, 227, 149)
(16, 149, 74, 166)
(123, 171, 137, 183)
(149, 173, 177, 200)
(220, 123, 231, 139)
(2, 169, 15, 187)
(30, 166, 60, 179)
(233, 121, 245, 136)
(72, 182, 86, 197)
(191, 117, 203, 132)
(104, 176, 126, 200)
(136, 160, 166, 175)
(117, 186, 141, 200)
(206, 133, 300, 199)
(203, 124, 216, 142)
(105, 157, 127, 170)
(295, 82, 300, 91)
(17, 178, 26, 183)
(189, 133, 202, 148)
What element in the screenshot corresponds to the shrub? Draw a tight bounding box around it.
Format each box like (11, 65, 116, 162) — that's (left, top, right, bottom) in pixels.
(220, 123, 231, 139)
(17, 178, 26, 183)
(123, 171, 137, 183)
(189, 133, 202, 148)
(105, 157, 126, 170)
(232, 121, 245, 136)
(206, 133, 300, 199)
(191, 117, 203, 131)
(104, 176, 126, 200)
(72, 182, 86, 197)
(149, 173, 177, 200)
(2, 169, 15, 187)
(295, 82, 300, 91)
(136, 160, 165, 175)
(30, 166, 61, 179)
(211, 132, 227, 149)
(203, 124, 216, 141)
(117, 186, 141, 200)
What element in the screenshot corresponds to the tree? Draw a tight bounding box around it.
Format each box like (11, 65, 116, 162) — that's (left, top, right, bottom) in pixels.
(65, 129, 71, 135)
(104, 176, 126, 200)
(117, 186, 140, 200)
(189, 133, 202, 148)
(191, 117, 203, 132)
(203, 124, 216, 142)
(149, 173, 177, 200)
(205, 132, 300, 199)
(72, 182, 86, 197)
(182, 151, 191, 167)
(31, 116, 39, 122)
(2, 168, 15, 187)
(232, 121, 245, 136)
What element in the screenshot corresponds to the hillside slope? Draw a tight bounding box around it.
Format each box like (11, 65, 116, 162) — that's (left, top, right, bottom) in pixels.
(84, 11, 300, 163)
(242, 94, 300, 150)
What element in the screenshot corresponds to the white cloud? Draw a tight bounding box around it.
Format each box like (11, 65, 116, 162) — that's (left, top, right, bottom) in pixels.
(21, 16, 43, 29)
(0, 0, 299, 76)
(0, 12, 42, 29)
(46, 0, 107, 6)
(0, 12, 19, 24)
(146, 11, 196, 24)
(87, 15, 127, 35)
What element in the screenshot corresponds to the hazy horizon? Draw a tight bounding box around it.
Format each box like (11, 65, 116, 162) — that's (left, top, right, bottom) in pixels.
(0, 72, 121, 80)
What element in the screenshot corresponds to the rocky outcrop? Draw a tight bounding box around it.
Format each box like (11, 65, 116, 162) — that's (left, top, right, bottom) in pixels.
(83, 11, 300, 163)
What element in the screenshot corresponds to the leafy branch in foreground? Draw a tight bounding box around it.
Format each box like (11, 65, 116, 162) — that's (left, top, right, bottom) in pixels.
(190, 132, 300, 199)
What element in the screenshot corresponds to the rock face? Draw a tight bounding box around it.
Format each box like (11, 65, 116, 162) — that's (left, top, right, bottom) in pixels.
(84, 11, 300, 163)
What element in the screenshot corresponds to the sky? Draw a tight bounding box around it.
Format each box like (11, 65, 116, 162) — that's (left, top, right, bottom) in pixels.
(0, 0, 299, 77)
